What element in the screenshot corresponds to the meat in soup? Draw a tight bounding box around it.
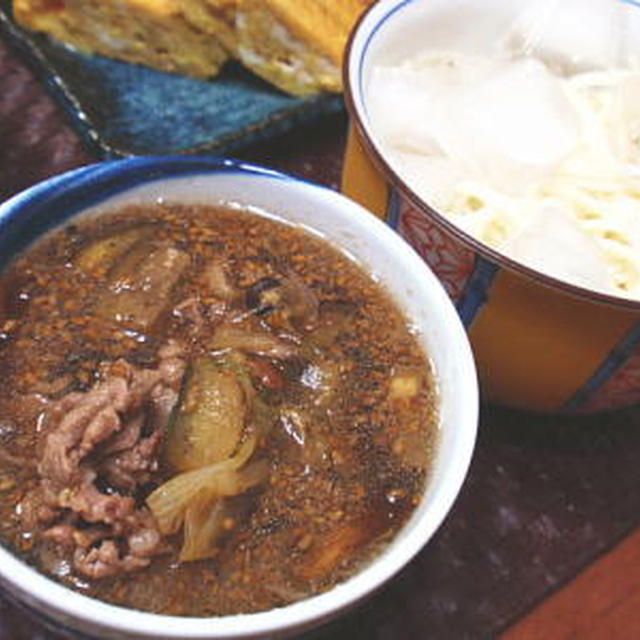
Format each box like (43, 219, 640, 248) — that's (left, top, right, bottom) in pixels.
(0, 203, 438, 615)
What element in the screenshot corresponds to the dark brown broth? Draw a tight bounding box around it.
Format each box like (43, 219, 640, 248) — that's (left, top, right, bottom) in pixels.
(0, 203, 438, 616)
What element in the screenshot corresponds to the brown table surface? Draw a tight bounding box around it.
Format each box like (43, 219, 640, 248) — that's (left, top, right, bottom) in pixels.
(2, 34, 640, 640)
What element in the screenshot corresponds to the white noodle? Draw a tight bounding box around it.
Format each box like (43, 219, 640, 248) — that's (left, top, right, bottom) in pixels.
(368, 52, 640, 299)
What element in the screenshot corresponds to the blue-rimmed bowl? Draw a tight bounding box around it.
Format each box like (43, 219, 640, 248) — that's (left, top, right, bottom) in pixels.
(0, 156, 478, 639)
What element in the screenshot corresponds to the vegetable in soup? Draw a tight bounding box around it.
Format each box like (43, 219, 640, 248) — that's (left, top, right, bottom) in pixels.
(0, 203, 437, 616)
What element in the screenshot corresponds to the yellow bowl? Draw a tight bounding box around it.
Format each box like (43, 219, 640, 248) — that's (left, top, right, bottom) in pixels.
(342, 0, 640, 414)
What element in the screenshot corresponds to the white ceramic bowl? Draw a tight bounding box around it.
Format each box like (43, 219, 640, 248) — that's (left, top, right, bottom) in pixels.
(0, 156, 478, 639)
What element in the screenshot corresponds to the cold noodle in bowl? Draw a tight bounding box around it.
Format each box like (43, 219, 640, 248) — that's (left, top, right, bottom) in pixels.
(366, 0, 640, 300)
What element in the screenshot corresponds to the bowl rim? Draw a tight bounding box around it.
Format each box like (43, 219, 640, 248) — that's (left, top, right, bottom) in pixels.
(0, 155, 479, 639)
(342, 0, 640, 312)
